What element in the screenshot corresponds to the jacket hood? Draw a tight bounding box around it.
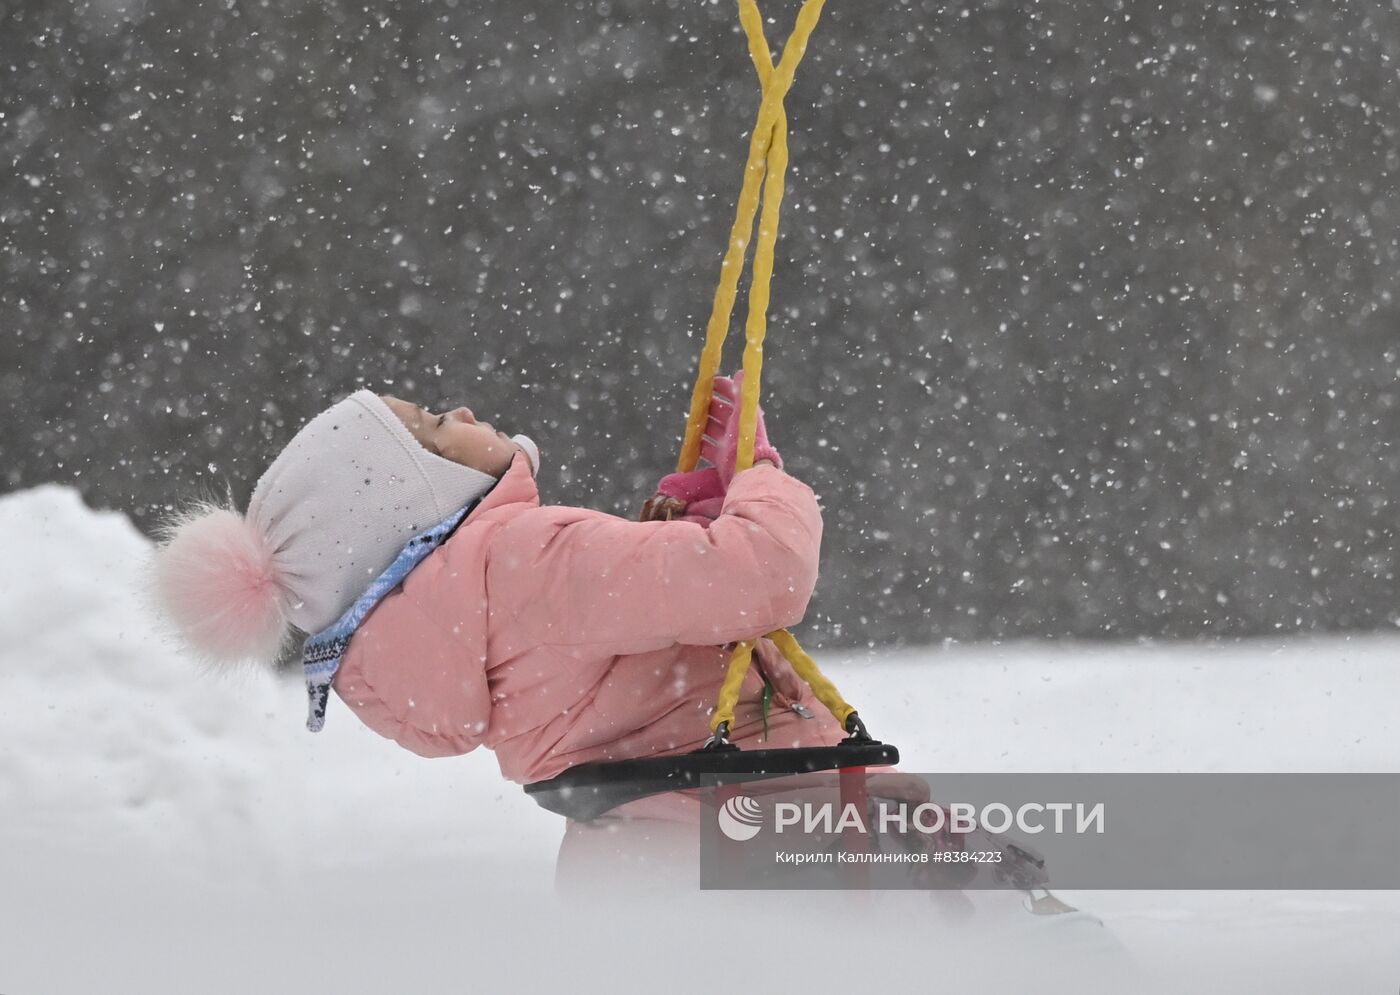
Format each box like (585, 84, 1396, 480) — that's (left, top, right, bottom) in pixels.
(329, 451, 539, 757)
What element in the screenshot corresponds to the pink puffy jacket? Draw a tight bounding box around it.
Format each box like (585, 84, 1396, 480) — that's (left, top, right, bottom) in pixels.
(334, 451, 847, 787)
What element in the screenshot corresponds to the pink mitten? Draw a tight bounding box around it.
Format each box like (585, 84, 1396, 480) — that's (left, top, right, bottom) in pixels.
(640, 467, 725, 524)
(655, 467, 725, 504)
(709, 371, 783, 488)
(697, 380, 737, 469)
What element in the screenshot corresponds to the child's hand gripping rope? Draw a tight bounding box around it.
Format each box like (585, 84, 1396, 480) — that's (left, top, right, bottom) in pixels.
(705, 372, 784, 488)
(639, 372, 783, 522)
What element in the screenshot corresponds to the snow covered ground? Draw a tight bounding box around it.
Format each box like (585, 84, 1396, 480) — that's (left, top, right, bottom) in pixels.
(2, 483, 1398, 994)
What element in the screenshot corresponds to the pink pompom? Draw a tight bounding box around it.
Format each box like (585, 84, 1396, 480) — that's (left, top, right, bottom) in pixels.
(150, 499, 290, 669)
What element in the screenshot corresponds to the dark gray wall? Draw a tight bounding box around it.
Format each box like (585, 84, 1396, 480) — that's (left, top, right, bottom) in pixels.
(5, 0, 1400, 647)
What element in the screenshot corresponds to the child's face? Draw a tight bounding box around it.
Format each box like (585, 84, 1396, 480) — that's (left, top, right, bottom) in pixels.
(380, 395, 519, 478)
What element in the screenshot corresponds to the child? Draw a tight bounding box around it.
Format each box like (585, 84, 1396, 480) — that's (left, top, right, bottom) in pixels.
(152, 382, 849, 814)
(153, 386, 1063, 903)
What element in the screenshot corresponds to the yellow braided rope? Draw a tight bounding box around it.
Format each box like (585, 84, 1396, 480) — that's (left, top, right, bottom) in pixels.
(768, 629, 855, 727)
(732, 0, 793, 476)
(710, 639, 757, 733)
(701, 0, 845, 735)
(677, 0, 826, 474)
(674, 1, 856, 737)
(739, 11, 856, 733)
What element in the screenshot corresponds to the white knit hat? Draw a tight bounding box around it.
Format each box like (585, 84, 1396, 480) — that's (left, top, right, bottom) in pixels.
(151, 389, 534, 667)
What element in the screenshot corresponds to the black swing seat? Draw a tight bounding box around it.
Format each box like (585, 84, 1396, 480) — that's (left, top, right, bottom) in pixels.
(524, 729, 899, 822)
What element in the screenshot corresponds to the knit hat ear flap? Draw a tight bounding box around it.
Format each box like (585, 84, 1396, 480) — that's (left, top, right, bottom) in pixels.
(149, 495, 292, 670)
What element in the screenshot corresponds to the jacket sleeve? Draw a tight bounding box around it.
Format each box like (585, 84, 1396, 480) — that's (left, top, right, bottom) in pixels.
(487, 465, 823, 654)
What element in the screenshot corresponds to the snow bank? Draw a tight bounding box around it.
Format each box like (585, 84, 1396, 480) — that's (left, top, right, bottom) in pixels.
(1, 484, 1397, 993)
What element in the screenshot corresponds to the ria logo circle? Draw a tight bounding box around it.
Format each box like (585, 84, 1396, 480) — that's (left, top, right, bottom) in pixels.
(717, 794, 764, 841)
